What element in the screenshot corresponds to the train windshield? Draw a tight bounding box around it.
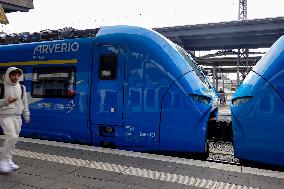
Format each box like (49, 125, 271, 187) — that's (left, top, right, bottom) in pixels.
(174, 44, 207, 84)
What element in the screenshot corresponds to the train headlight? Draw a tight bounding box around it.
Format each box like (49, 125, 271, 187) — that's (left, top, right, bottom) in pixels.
(231, 96, 253, 106)
(189, 94, 212, 105)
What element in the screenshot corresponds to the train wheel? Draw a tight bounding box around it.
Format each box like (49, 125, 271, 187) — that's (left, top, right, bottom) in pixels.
(199, 141, 209, 160)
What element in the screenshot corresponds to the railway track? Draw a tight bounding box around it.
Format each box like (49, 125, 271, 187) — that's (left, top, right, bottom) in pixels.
(207, 140, 284, 172)
(208, 140, 239, 164)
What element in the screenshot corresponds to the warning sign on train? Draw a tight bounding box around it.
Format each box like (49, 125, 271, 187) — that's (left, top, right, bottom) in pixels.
(0, 4, 9, 24)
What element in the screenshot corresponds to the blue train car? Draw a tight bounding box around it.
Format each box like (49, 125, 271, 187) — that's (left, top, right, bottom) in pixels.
(231, 36, 284, 167)
(0, 26, 217, 154)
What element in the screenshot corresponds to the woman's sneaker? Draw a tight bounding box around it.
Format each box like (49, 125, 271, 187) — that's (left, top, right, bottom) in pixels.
(8, 160, 19, 170)
(0, 160, 13, 173)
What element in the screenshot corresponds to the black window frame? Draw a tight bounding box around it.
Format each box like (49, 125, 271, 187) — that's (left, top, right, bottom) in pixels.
(31, 66, 76, 99)
(98, 53, 118, 80)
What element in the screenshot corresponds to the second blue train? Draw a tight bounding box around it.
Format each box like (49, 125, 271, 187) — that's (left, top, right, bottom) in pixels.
(231, 36, 284, 167)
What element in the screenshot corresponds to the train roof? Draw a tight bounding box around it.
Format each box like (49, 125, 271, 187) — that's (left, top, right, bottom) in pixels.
(253, 35, 284, 81)
(0, 25, 196, 82)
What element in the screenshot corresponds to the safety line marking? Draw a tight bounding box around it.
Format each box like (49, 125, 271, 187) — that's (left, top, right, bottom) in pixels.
(0, 59, 77, 66)
(1, 136, 283, 179)
(13, 149, 258, 189)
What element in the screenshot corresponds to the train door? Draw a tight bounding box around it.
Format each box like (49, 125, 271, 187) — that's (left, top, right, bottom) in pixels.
(90, 45, 125, 143)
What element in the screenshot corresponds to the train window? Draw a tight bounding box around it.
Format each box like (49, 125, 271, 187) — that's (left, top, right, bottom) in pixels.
(99, 54, 117, 80)
(0, 69, 6, 83)
(31, 67, 76, 98)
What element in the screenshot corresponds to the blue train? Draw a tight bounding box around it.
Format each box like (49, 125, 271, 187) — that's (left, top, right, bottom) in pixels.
(0, 26, 218, 154)
(231, 36, 284, 167)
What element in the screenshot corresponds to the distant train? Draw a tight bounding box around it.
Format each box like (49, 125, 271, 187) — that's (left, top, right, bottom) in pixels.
(231, 36, 284, 167)
(0, 26, 218, 155)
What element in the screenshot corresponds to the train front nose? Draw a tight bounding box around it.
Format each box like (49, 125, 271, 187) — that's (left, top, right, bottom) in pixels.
(231, 71, 284, 167)
(230, 72, 267, 158)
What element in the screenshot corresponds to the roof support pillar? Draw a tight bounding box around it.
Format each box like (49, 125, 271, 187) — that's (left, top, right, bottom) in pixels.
(237, 48, 250, 86)
(212, 65, 216, 88)
(237, 49, 240, 86)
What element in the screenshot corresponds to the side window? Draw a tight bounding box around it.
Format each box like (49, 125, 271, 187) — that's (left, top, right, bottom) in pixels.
(99, 54, 117, 80)
(32, 67, 76, 98)
(0, 69, 6, 83)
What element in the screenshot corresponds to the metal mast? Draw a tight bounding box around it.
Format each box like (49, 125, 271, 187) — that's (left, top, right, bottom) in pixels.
(238, 0, 247, 20)
(237, 0, 249, 86)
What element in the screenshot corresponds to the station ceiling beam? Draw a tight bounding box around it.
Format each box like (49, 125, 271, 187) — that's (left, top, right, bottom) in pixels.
(205, 67, 251, 73)
(0, 0, 33, 13)
(154, 17, 284, 51)
(197, 56, 261, 67)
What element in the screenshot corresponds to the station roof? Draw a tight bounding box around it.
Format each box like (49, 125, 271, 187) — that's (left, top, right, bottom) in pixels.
(206, 67, 251, 73)
(154, 17, 284, 51)
(197, 56, 261, 67)
(0, 0, 33, 13)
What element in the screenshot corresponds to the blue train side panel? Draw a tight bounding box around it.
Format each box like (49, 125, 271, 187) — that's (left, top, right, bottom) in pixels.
(0, 25, 217, 154)
(0, 38, 94, 144)
(91, 26, 214, 152)
(231, 36, 284, 167)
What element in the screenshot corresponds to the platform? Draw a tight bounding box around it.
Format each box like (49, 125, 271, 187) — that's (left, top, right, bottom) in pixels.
(0, 137, 283, 189)
(218, 92, 233, 122)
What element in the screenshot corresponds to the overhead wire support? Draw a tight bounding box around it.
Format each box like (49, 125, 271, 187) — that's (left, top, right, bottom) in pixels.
(237, 0, 249, 86)
(238, 0, 247, 20)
